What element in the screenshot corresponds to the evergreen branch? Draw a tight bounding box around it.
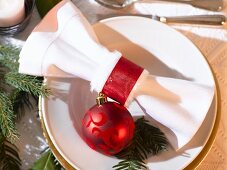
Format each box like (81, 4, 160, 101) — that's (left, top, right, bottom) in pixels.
(136, 117, 168, 155)
(0, 137, 21, 170)
(0, 67, 10, 92)
(5, 72, 50, 97)
(0, 92, 18, 142)
(0, 45, 20, 72)
(30, 148, 63, 170)
(113, 117, 169, 170)
(113, 159, 146, 170)
(43, 147, 63, 170)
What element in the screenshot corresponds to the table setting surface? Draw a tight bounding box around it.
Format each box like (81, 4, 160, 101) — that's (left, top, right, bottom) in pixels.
(0, 0, 227, 169)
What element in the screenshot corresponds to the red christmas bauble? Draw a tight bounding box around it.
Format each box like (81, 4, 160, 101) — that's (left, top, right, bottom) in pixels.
(82, 101, 135, 155)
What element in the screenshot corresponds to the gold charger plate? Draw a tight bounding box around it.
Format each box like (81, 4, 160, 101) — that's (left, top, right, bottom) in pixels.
(38, 16, 221, 169)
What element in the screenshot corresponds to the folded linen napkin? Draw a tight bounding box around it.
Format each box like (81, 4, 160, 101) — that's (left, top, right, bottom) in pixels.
(19, 0, 214, 150)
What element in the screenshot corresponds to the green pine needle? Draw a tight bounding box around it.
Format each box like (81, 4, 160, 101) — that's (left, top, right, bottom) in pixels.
(135, 117, 168, 155)
(5, 72, 50, 97)
(0, 45, 20, 72)
(0, 91, 18, 142)
(113, 159, 146, 170)
(30, 148, 63, 170)
(0, 137, 21, 170)
(113, 117, 169, 170)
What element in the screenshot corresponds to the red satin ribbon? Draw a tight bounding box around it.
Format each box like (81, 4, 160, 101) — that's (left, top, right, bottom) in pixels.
(102, 57, 144, 105)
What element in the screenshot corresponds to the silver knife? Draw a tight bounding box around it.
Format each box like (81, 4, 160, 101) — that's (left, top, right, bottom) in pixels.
(143, 14, 226, 25)
(99, 14, 226, 26)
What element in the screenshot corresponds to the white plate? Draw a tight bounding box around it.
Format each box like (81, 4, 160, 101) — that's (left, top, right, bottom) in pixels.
(41, 16, 217, 170)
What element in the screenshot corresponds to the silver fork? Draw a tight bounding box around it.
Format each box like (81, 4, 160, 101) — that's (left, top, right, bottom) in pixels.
(95, 0, 224, 11)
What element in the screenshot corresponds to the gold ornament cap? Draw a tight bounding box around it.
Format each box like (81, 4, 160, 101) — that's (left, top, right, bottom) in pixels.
(96, 93, 107, 106)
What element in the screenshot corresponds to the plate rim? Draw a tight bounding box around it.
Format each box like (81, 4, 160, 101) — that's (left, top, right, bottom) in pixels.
(39, 16, 220, 170)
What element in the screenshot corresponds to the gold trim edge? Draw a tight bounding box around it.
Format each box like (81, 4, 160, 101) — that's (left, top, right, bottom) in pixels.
(183, 49, 221, 170)
(38, 98, 76, 170)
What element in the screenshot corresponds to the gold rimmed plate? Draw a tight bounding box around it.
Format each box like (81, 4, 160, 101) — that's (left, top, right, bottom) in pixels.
(39, 16, 219, 170)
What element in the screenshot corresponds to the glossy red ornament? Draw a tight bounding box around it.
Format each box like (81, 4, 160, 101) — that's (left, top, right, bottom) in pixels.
(82, 94, 135, 155)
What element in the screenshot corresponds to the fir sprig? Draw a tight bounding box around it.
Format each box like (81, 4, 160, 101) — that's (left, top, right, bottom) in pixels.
(30, 148, 63, 170)
(0, 45, 20, 71)
(5, 72, 50, 97)
(113, 117, 169, 170)
(0, 91, 18, 142)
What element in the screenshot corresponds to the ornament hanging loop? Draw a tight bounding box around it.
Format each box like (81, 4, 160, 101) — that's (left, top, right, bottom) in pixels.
(96, 92, 107, 106)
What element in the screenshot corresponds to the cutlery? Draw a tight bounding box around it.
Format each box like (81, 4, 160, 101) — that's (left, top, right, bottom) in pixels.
(95, 0, 224, 11)
(144, 14, 226, 25)
(99, 14, 226, 25)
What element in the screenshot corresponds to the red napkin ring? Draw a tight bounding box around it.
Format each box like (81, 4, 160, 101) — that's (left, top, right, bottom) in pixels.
(102, 57, 144, 105)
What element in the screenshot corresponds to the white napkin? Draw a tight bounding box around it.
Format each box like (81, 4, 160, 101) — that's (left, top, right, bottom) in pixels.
(19, 0, 214, 150)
